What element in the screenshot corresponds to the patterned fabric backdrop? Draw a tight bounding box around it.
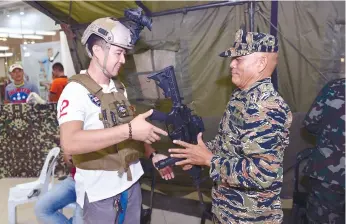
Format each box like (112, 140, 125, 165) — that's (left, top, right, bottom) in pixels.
(0, 103, 67, 178)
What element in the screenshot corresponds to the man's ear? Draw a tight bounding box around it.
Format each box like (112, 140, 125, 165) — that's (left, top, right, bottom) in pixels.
(92, 45, 102, 58)
(258, 55, 268, 73)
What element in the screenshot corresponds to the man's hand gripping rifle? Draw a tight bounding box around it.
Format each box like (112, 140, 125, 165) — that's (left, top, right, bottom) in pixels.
(147, 66, 205, 183)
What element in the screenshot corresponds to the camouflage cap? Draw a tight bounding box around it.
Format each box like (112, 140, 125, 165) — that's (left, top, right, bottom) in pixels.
(219, 29, 278, 57)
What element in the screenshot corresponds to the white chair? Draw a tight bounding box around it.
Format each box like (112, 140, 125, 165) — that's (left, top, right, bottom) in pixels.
(8, 147, 60, 224)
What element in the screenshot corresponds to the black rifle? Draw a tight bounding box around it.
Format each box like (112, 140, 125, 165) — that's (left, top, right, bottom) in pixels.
(148, 66, 211, 222)
(148, 66, 205, 182)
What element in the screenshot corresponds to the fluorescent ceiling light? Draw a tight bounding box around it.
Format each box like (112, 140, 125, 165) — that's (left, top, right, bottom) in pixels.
(0, 28, 55, 36)
(35, 31, 56, 36)
(0, 28, 14, 33)
(23, 35, 43, 40)
(0, 46, 9, 51)
(0, 28, 34, 35)
(20, 29, 34, 35)
(20, 7, 24, 16)
(0, 52, 13, 57)
(24, 52, 30, 57)
(9, 34, 23, 39)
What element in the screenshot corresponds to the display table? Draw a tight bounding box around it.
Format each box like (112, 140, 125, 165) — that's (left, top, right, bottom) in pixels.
(0, 103, 67, 178)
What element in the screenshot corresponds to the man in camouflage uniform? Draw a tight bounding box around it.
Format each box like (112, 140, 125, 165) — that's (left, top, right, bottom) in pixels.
(169, 29, 292, 223)
(302, 78, 345, 224)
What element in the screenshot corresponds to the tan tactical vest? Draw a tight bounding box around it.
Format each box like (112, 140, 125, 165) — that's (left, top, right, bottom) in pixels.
(68, 74, 142, 181)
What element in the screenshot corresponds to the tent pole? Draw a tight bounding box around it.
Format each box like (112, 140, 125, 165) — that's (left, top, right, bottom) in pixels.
(68, 0, 73, 25)
(270, 0, 279, 90)
(70, 1, 248, 30)
(67, 0, 83, 72)
(248, 1, 255, 32)
(150, 0, 247, 17)
(135, 1, 152, 16)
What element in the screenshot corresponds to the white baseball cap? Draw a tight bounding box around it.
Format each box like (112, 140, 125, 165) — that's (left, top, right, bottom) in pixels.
(9, 63, 23, 72)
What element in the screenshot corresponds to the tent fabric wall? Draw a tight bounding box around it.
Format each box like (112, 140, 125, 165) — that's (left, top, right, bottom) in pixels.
(28, 1, 345, 114)
(129, 4, 248, 117)
(277, 1, 345, 112)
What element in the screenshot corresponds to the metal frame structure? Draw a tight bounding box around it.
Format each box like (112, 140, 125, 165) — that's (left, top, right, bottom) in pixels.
(27, 1, 332, 91)
(29, 0, 316, 90)
(270, 0, 279, 90)
(66, 0, 250, 30)
(147, 0, 248, 17)
(248, 1, 255, 32)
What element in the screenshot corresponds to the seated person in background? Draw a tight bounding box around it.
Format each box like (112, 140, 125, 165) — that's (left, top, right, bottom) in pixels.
(35, 153, 83, 224)
(49, 62, 68, 102)
(4, 64, 39, 103)
(302, 78, 345, 224)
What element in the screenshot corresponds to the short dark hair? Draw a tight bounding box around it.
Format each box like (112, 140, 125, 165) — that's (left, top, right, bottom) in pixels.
(52, 62, 64, 72)
(87, 34, 106, 56)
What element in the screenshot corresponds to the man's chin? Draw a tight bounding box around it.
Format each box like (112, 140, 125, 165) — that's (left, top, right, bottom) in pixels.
(111, 72, 119, 77)
(231, 77, 239, 85)
(111, 69, 120, 77)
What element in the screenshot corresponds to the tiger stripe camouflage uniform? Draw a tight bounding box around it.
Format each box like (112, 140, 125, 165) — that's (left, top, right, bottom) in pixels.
(206, 78, 292, 224)
(209, 29, 292, 223)
(302, 78, 345, 224)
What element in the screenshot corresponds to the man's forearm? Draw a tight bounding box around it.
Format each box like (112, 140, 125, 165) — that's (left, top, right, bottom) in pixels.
(61, 123, 130, 155)
(210, 153, 281, 190)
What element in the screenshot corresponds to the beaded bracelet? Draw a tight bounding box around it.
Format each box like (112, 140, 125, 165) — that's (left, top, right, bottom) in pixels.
(128, 122, 132, 139)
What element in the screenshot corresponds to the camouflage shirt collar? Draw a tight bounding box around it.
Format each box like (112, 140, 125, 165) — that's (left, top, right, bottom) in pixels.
(235, 77, 272, 95)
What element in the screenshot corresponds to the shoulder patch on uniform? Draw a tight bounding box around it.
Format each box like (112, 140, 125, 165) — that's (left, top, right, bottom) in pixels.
(87, 93, 101, 107)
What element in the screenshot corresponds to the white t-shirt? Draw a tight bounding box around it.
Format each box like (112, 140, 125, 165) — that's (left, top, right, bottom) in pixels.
(57, 79, 144, 208)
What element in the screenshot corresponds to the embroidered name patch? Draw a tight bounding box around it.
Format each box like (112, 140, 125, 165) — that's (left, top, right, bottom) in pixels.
(88, 93, 101, 107)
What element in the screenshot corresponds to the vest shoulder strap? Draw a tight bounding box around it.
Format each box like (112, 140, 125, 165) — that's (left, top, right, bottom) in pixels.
(113, 79, 125, 95)
(69, 74, 126, 97)
(69, 74, 103, 97)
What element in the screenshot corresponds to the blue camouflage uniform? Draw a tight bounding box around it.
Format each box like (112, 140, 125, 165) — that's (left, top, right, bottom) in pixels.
(207, 29, 292, 223)
(302, 78, 345, 224)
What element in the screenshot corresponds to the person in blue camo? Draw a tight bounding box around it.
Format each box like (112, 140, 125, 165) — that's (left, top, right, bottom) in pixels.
(302, 78, 345, 224)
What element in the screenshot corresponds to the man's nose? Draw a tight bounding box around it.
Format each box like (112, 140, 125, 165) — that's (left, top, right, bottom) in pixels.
(230, 60, 236, 69)
(120, 53, 126, 64)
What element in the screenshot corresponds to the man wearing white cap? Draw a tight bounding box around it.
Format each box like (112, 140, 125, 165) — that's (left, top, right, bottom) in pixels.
(5, 63, 39, 103)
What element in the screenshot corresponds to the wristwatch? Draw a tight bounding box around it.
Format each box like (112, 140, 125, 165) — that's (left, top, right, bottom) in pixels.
(149, 151, 157, 160)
